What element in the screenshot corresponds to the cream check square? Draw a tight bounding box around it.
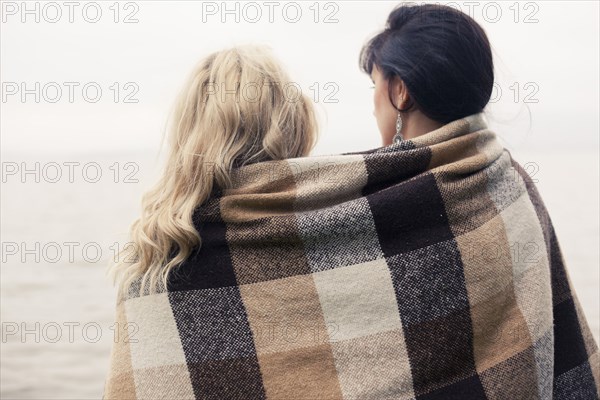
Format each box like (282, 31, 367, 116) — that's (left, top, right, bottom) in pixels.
(313, 258, 402, 342)
(124, 293, 188, 371)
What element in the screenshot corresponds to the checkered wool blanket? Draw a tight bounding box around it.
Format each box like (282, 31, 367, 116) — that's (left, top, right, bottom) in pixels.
(103, 112, 599, 400)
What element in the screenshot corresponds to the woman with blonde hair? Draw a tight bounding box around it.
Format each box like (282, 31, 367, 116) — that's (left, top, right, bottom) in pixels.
(103, 45, 319, 398)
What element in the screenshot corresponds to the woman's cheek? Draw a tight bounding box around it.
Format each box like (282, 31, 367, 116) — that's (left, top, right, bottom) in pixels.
(373, 87, 385, 119)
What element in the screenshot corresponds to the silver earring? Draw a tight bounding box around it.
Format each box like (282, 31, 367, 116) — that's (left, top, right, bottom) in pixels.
(393, 112, 403, 144)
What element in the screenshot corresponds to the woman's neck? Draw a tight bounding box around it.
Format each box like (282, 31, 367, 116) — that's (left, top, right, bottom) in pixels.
(402, 112, 445, 140)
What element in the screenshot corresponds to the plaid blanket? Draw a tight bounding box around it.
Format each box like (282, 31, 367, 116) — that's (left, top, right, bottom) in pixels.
(103, 112, 599, 399)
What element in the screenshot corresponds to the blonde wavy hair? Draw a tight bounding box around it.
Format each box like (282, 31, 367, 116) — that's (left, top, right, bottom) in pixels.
(106, 45, 319, 297)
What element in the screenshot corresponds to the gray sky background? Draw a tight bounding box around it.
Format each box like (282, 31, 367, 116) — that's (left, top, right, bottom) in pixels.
(1, 0, 598, 156)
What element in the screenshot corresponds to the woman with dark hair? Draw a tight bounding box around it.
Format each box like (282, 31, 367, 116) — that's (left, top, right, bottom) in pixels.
(353, 3, 599, 399)
(360, 3, 494, 144)
(103, 3, 598, 400)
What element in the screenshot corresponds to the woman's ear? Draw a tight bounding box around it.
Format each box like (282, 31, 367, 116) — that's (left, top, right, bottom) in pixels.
(392, 76, 406, 110)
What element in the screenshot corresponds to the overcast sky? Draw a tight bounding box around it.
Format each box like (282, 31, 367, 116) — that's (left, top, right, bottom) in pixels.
(1, 0, 598, 156)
